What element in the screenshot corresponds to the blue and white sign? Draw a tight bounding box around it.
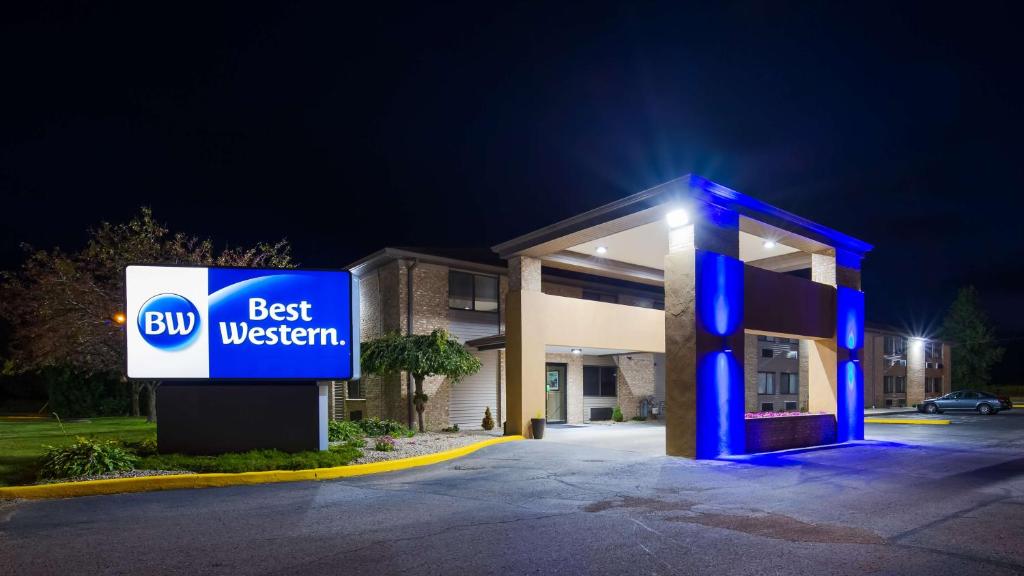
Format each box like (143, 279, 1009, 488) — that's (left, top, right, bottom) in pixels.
(126, 266, 358, 380)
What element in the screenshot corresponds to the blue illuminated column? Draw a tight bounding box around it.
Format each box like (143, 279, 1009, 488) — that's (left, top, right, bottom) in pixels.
(835, 251, 865, 442)
(664, 202, 745, 459)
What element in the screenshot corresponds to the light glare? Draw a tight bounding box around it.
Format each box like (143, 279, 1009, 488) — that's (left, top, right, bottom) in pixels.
(666, 208, 689, 229)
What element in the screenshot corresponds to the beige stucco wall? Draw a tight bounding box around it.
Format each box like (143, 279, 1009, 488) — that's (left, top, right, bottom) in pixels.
(506, 290, 665, 436)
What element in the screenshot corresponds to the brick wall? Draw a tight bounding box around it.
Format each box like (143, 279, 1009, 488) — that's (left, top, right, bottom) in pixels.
(615, 354, 656, 420)
(745, 414, 837, 453)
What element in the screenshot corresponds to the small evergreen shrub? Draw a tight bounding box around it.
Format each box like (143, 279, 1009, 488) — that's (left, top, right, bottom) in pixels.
(38, 437, 138, 479)
(481, 407, 495, 430)
(122, 436, 159, 456)
(612, 406, 624, 422)
(374, 435, 397, 452)
(328, 420, 365, 443)
(631, 415, 646, 422)
(441, 424, 460, 432)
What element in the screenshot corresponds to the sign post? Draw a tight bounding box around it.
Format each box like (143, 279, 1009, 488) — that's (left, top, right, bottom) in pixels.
(126, 266, 359, 453)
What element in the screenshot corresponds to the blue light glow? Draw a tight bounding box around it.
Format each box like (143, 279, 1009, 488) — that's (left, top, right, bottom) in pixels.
(697, 251, 743, 337)
(697, 351, 745, 458)
(836, 286, 865, 442)
(695, 250, 745, 458)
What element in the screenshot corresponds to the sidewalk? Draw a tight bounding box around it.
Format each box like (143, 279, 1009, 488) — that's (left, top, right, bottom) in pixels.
(864, 407, 918, 416)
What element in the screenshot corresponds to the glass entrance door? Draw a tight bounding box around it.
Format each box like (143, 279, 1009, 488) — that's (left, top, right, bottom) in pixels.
(545, 363, 567, 423)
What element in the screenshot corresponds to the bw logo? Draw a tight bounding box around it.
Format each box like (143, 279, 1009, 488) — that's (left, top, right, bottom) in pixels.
(138, 293, 201, 350)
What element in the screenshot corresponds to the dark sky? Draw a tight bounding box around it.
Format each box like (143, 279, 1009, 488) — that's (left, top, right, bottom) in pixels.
(2, 2, 1023, 348)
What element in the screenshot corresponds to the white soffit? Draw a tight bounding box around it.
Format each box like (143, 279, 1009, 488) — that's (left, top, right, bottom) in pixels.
(566, 221, 798, 270)
(546, 345, 635, 356)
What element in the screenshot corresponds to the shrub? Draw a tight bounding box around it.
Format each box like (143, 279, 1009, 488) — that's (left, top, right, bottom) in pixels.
(612, 406, 624, 422)
(481, 406, 495, 430)
(631, 415, 646, 421)
(138, 445, 361, 474)
(441, 424, 460, 432)
(357, 417, 413, 438)
(328, 420, 365, 443)
(43, 366, 128, 418)
(122, 436, 159, 456)
(374, 435, 397, 452)
(38, 436, 138, 479)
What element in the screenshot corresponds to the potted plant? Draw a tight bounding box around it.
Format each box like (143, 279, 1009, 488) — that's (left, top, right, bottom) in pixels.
(530, 410, 546, 439)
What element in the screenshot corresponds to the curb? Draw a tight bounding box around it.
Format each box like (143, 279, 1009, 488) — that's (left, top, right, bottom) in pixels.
(864, 417, 949, 425)
(0, 435, 524, 500)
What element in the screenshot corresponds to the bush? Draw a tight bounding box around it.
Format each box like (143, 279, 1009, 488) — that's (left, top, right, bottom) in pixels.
(121, 436, 159, 456)
(328, 420, 365, 443)
(631, 415, 646, 421)
(137, 444, 362, 474)
(481, 406, 495, 430)
(374, 435, 397, 452)
(441, 424, 460, 432)
(38, 436, 138, 479)
(43, 366, 128, 418)
(612, 406, 624, 422)
(357, 417, 413, 438)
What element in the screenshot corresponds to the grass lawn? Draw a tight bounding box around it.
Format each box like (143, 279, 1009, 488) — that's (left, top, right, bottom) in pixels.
(0, 416, 154, 487)
(0, 416, 363, 486)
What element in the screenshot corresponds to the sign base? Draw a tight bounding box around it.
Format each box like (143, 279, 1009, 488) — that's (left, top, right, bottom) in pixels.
(157, 382, 328, 455)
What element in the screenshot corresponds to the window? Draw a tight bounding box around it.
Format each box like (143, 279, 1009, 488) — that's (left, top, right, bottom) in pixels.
(885, 399, 893, 407)
(884, 376, 894, 394)
(932, 377, 942, 394)
(583, 366, 617, 397)
(884, 336, 907, 356)
(761, 348, 773, 358)
(582, 290, 618, 304)
(347, 380, 363, 400)
(780, 373, 798, 395)
(895, 376, 906, 394)
(784, 401, 797, 411)
(448, 271, 499, 312)
(761, 402, 775, 411)
(757, 372, 776, 395)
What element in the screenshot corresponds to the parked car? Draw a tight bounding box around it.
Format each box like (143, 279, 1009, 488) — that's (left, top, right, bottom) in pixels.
(918, 390, 1002, 415)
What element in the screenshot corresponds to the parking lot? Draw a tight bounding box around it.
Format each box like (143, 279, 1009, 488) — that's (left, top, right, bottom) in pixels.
(2, 411, 1023, 575)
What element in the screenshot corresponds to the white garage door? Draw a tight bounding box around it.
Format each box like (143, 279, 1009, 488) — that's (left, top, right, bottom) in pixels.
(449, 350, 499, 430)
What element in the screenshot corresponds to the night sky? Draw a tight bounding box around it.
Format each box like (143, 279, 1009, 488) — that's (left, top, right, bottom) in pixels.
(2, 3, 1022, 366)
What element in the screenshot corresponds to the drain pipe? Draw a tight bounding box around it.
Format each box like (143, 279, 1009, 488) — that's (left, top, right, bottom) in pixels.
(405, 259, 418, 429)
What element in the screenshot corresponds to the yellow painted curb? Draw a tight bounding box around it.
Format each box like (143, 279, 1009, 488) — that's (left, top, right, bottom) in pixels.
(0, 435, 524, 500)
(864, 418, 949, 425)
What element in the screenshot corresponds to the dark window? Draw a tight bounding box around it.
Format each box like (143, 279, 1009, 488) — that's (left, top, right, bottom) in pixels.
(884, 376, 894, 394)
(757, 372, 775, 395)
(761, 348, 773, 358)
(784, 401, 797, 411)
(583, 366, 617, 397)
(760, 402, 774, 411)
(780, 373, 798, 395)
(757, 335, 768, 341)
(895, 376, 906, 393)
(885, 399, 893, 407)
(449, 271, 499, 312)
(347, 380, 363, 399)
(582, 290, 618, 304)
(884, 336, 907, 356)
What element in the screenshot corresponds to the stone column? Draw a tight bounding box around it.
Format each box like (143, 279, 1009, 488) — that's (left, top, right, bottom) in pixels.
(664, 204, 745, 458)
(907, 339, 926, 406)
(505, 256, 545, 437)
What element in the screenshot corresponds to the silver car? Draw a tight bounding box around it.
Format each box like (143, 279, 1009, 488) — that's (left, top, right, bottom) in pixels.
(919, 390, 1002, 415)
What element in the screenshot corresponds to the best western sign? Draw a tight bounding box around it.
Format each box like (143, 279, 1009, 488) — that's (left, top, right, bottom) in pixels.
(126, 266, 359, 380)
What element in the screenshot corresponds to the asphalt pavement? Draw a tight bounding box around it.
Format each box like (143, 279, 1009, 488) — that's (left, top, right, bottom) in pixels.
(2, 412, 1023, 575)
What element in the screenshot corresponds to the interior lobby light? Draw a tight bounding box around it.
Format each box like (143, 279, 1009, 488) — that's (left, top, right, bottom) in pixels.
(666, 208, 689, 229)
(595, 246, 608, 255)
(763, 240, 776, 249)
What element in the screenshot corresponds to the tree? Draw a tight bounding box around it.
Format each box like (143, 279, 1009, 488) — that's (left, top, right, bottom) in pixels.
(0, 207, 293, 422)
(942, 286, 1004, 390)
(360, 329, 481, 432)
